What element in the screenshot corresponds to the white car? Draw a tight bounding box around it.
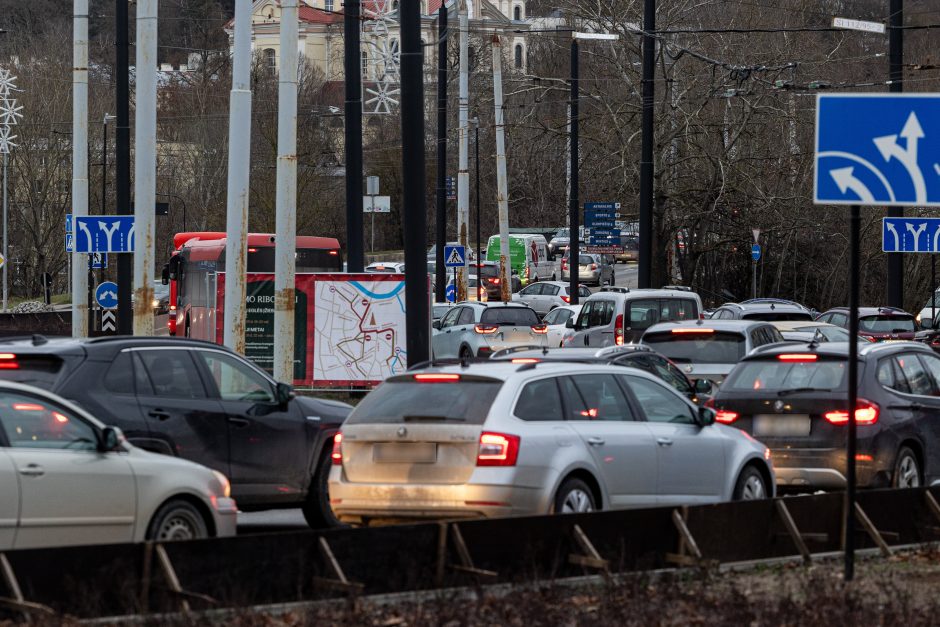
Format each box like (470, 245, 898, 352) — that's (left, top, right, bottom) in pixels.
(432, 302, 548, 358)
(366, 261, 405, 273)
(542, 304, 582, 347)
(0, 381, 237, 550)
(513, 281, 591, 316)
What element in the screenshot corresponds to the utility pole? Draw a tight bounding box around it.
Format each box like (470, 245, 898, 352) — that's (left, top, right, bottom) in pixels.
(115, 0, 132, 334)
(72, 0, 89, 337)
(456, 0, 470, 302)
(344, 0, 364, 272)
(434, 4, 448, 303)
(638, 0, 655, 289)
(568, 38, 580, 305)
(473, 117, 481, 272)
(132, 0, 157, 336)
(886, 0, 903, 308)
(274, 0, 299, 384)
(492, 35, 511, 303)
(401, 0, 429, 364)
(223, 0, 253, 354)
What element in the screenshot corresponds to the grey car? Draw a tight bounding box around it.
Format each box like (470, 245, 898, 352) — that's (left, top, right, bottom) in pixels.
(513, 281, 591, 316)
(328, 361, 774, 525)
(710, 301, 814, 322)
(431, 302, 548, 358)
(560, 252, 615, 287)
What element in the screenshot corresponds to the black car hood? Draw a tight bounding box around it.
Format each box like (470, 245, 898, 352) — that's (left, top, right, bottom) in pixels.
(293, 395, 353, 426)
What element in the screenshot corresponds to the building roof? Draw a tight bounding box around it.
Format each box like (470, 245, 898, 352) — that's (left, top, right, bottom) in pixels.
(299, 5, 342, 24)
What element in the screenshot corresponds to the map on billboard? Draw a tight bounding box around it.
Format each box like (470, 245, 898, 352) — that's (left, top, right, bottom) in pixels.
(312, 275, 407, 386)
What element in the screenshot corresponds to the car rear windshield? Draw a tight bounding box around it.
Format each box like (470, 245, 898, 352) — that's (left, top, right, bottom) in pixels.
(480, 307, 540, 326)
(0, 355, 65, 387)
(860, 315, 916, 333)
(724, 359, 847, 392)
(476, 265, 497, 278)
(346, 379, 502, 425)
(742, 312, 814, 322)
(643, 331, 746, 364)
(578, 255, 595, 264)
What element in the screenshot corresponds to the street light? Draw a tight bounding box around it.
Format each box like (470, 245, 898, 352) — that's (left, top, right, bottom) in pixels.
(471, 116, 480, 269)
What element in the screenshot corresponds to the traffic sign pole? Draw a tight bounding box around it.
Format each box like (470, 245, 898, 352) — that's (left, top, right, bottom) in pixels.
(845, 204, 860, 582)
(886, 0, 904, 311)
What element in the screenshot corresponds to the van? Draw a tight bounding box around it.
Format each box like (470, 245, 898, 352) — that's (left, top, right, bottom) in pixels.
(485, 233, 554, 285)
(565, 287, 704, 347)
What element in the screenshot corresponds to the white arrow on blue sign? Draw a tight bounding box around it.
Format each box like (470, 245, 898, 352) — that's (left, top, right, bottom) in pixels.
(74, 216, 136, 253)
(445, 284, 456, 302)
(815, 94, 940, 207)
(882, 217, 940, 252)
(95, 281, 119, 309)
(751, 244, 761, 261)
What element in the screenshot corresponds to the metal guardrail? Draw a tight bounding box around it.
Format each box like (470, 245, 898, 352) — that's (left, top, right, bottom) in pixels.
(3, 487, 940, 620)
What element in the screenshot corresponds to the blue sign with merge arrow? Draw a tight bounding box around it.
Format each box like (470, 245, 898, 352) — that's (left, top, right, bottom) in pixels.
(74, 216, 136, 253)
(95, 281, 119, 309)
(445, 284, 456, 303)
(882, 217, 940, 253)
(815, 94, 940, 207)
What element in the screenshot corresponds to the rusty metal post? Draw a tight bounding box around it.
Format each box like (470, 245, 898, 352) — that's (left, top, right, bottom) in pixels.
(456, 0, 469, 301)
(492, 35, 511, 303)
(223, 0, 253, 353)
(71, 0, 89, 337)
(273, 0, 298, 383)
(132, 0, 157, 336)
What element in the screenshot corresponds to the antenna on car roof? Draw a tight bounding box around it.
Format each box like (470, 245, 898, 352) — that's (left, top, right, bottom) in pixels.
(31, 334, 48, 346)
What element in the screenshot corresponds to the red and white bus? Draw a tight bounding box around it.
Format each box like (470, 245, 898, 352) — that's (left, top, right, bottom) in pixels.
(164, 233, 343, 338)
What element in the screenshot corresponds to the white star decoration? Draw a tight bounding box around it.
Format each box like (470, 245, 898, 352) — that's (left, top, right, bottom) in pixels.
(362, 0, 400, 115)
(0, 69, 20, 154)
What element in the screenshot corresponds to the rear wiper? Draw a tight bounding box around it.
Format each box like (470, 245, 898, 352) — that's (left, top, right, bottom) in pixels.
(402, 415, 465, 422)
(777, 387, 831, 396)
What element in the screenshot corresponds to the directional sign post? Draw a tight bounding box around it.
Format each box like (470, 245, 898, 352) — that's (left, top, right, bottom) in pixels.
(95, 281, 119, 309)
(74, 216, 136, 253)
(584, 202, 623, 253)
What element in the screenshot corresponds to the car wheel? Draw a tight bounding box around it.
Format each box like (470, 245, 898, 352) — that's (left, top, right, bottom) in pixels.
(459, 346, 474, 360)
(147, 500, 209, 541)
(610, 272, 616, 286)
(551, 273, 557, 281)
(553, 478, 596, 514)
(893, 446, 921, 488)
(302, 447, 344, 529)
(732, 466, 768, 501)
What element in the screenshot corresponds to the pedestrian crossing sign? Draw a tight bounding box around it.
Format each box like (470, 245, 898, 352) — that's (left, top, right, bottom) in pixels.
(444, 245, 465, 268)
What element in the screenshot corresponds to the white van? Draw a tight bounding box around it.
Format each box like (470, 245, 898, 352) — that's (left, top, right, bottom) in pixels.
(485, 233, 554, 285)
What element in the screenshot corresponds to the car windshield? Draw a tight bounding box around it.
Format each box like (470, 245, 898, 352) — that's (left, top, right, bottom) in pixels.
(791, 325, 851, 342)
(724, 359, 847, 392)
(480, 307, 540, 326)
(152, 283, 169, 298)
(578, 255, 595, 264)
(476, 264, 498, 278)
(742, 312, 813, 322)
(347, 379, 502, 425)
(554, 229, 569, 238)
(859, 315, 916, 333)
(643, 331, 746, 364)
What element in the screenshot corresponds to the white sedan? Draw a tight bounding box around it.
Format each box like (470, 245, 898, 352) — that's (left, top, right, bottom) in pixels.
(0, 381, 237, 550)
(542, 305, 582, 347)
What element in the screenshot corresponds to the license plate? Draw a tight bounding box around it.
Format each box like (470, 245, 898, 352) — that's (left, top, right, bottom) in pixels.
(753, 415, 811, 437)
(372, 442, 438, 463)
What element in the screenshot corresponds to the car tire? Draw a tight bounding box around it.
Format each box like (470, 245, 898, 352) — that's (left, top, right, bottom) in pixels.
(553, 478, 596, 514)
(892, 446, 921, 488)
(302, 448, 344, 529)
(146, 499, 209, 541)
(732, 465, 768, 501)
(459, 346, 474, 360)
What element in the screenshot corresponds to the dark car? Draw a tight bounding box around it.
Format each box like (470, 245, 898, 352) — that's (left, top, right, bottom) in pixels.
(817, 306, 918, 341)
(0, 335, 351, 528)
(708, 340, 940, 492)
(475, 261, 521, 299)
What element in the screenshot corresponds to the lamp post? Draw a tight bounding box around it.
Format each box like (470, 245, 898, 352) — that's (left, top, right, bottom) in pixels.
(101, 113, 115, 213)
(0, 68, 23, 312)
(472, 117, 480, 268)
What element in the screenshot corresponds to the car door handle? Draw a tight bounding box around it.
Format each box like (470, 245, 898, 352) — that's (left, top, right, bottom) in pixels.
(586, 437, 605, 446)
(228, 417, 250, 428)
(148, 409, 171, 421)
(656, 438, 674, 447)
(19, 464, 44, 477)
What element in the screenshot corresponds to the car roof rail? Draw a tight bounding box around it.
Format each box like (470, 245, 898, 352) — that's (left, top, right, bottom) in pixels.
(599, 286, 630, 293)
(489, 345, 547, 359)
(661, 285, 692, 292)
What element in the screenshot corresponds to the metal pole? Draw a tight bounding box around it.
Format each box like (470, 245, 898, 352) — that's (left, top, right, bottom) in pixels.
(886, 0, 903, 308)
(400, 0, 429, 365)
(474, 119, 481, 274)
(223, 0, 253, 353)
(456, 0, 470, 301)
(133, 0, 157, 336)
(932, 254, 936, 328)
(568, 39, 580, 306)
(638, 0, 655, 289)
(115, 0, 132, 334)
(845, 204, 860, 581)
(101, 115, 107, 213)
(2, 152, 6, 312)
(344, 0, 364, 272)
(492, 35, 511, 303)
(751, 259, 757, 299)
(72, 0, 89, 337)
(274, 0, 299, 384)
(434, 5, 448, 304)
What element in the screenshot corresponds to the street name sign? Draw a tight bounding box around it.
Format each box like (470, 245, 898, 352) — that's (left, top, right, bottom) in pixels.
(74, 216, 136, 253)
(832, 17, 886, 34)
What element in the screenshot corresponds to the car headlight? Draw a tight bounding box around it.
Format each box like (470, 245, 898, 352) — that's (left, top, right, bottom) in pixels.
(152, 299, 160, 308)
(211, 470, 231, 498)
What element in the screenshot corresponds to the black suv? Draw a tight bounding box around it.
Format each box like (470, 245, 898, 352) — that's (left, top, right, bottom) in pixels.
(0, 335, 350, 527)
(708, 340, 940, 492)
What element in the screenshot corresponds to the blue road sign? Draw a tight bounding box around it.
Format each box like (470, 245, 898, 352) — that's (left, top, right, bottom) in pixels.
(881, 217, 940, 252)
(65, 233, 73, 253)
(74, 216, 136, 253)
(65, 213, 72, 233)
(445, 284, 456, 303)
(815, 94, 940, 207)
(584, 202, 621, 211)
(444, 245, 466, 268)
(95, 281, 119, 309)
(585, 217, 616, 229)
(751, 244, 761, 261)
(90, 252, 108, 269)
(445, 176, 456, 200)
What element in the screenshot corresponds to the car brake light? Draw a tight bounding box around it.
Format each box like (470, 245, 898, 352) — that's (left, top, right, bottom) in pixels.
(512, 357, 539, 364)
(329, 250, 339, 256)
(561, 294, 570, 303)
(704, 398, 739, 424)
(614, 313, 624, 346)
(824, 399, 879, 425)
(331, 433, 343, 465)
(413, 373, 461, 382)
(591, 263, 597, 270)
(169, 304, 176, 311)
(531, 324, 548, 334)
(778, 354, 818, 362)
(476, 432, 520, 466)
(247, 248, 258, 253)
(474, 324, 499, 334)
(0, 353, 18, 370)
(671, 328, 715, 334)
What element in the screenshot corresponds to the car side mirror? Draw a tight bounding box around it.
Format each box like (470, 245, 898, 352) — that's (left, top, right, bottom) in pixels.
(694, 378, 712, 394)
(697, 406, 716, 427)
(167, 256, 182, 281)
(565, 318, 575, 329)
(275, 382, 295, 406)
(99, 426, 125, 452)
(433, 320, 442, 330)
(161, 264, 170, 285)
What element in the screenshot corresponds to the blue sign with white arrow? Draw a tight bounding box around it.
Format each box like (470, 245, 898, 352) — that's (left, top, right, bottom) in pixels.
(815, 94, 940, 207)
(445, 284, 456, 302)
(65, 213, 72, 233)
(74, 216, 136, 253)
(751, 244, 761, 261)
(882, 217, 940, 252)
(95, 281, 119, 309)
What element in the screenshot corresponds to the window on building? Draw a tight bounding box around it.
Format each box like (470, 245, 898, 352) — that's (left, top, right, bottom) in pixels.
(514, 44, 523, 69)
(361, 50, 369, 79)
(264, 48, 276, 72)
(325, 0, 334, 11)
(513, 5, 522, 20)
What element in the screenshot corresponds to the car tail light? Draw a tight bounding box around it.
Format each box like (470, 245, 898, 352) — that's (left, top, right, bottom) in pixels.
(512, 357, 539, 364)
(476, 432, 520, 466)
(824, 398, 879, 425)
(488, 277, 500, 284)
(474, 323, 499, 334)
(590, 263, 597, 270)
(331, 433, 343, 465)
(531, 324, 548, 334)
(561, 259, 567, 271)
(671, 328, 715, 334)
(560, 294, 570, 303)
(413, 373, 461, 382)
(614, 314, 624, 345)
(705, 398, 738, 424)
(329, 250, 339, 256)
(778, 354, 818, 362)
(0, 353, 18, 370)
